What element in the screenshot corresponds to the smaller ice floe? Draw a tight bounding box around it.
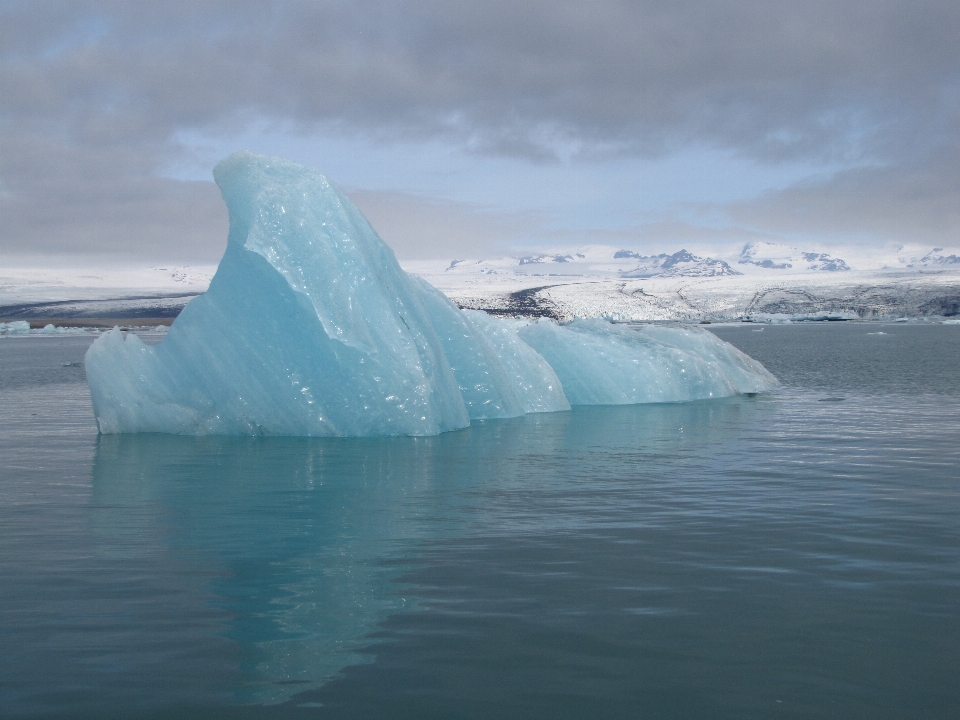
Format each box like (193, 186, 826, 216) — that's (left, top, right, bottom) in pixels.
(943, 319, 960, 325)
(516, 319, 778, 405)
(40, 324, 93, 335)
(0, 321, 92, 336)
(0, 320, 31, 336)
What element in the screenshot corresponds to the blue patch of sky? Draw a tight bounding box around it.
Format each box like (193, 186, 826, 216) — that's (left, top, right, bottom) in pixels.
(162, 122, 851, 238)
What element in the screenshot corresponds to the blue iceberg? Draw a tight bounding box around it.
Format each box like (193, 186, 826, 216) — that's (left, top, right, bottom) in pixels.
(85, 152, 777, 436)
(518, 319, 777, 405)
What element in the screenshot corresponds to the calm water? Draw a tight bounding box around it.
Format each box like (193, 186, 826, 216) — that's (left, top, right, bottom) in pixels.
(1, 323, 958, 719)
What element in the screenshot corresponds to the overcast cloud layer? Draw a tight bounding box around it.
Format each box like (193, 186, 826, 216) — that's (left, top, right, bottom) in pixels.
(2, 0, 959, 263)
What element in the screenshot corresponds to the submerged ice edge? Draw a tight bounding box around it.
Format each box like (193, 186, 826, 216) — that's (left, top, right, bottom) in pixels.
(84, 152, 778, 437)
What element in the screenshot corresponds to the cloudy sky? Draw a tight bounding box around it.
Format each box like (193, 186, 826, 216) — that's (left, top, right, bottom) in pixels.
(2, 0, 959, 266)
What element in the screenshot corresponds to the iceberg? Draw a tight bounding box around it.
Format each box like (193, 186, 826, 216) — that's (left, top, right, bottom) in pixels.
(518, 319, 777, 405)
(413, 276, 569, 419)
(87, 152, 469, 436)
(85, 152, 777, 437)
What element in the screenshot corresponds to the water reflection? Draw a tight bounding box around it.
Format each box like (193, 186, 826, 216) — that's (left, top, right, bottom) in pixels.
(91, 431, 468, 703)
(87, 398, 764, 707)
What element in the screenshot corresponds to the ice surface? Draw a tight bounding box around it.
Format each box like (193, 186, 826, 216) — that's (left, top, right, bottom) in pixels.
(413, 277, 569, 418)
(86, 152, 777, 437)
(87, 152, 469, 436)
(0, 321, 30, 335)
(517, 319, 778, 405)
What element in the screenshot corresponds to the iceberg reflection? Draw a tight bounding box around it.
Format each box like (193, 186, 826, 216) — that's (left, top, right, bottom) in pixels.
(88, 400, 762, 706)
(91, 431, 479, 703)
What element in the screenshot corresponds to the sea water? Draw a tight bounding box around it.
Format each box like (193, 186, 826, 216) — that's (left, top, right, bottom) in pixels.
(1, 323, 958, 719)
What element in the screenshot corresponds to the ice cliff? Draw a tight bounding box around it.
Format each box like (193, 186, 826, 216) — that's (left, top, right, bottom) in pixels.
(85, 152, 777, 436)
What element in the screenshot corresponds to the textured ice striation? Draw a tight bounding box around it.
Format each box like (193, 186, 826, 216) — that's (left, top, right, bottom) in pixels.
(518, 319, 777, 405)
(413, 277, 569, 418)
(85, 152, 777, 436)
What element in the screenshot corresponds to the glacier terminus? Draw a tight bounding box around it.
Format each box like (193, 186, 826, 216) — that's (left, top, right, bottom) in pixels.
(84, 152, 778, 436)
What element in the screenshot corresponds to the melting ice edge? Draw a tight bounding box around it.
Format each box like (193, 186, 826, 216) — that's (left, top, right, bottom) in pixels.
(84, 152, 778, 437)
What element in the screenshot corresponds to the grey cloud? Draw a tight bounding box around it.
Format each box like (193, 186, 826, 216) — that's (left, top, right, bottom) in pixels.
(0, 134, 227, 264)
(5, 0, 959, 158)
(728, 146, 960, 244)
(347, 190, 540, 260)
(2, 0, 959, 261)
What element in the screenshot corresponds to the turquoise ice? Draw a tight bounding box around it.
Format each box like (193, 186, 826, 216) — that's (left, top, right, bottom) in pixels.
(85, 152, 776, 436)
(518, 318, 778, 405)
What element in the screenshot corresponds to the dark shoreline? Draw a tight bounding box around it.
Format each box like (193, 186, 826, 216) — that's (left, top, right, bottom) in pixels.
(13, 317, 175, 329)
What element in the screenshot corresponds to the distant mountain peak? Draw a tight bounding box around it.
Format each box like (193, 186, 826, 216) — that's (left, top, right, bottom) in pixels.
(739, 241, 849, 271)
(619, 249, 740, 278)
(518, 254, 574, 265)
(900, 247, 960, 267)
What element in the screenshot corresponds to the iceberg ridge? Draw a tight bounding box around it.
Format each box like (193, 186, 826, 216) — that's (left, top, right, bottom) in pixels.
(85, 152, 777, 436)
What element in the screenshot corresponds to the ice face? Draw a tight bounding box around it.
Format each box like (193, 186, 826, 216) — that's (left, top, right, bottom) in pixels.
(85, 152, 777, 437)
(517, 319, 778, 405)
(414, 276, 569, 419)
(86, 152, 469, 436)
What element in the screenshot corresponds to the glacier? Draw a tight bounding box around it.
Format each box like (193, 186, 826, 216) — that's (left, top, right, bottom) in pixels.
(85, 152, 777, 436)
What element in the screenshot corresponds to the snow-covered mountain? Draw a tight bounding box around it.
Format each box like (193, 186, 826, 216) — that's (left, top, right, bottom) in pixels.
(406, 243, 960, 322)
(443, 247, 738, 279)
(898, 247, 960, 268)
(738, 242, 850, 271)
(4, 244, 960, 326)
(615, 249, 740, 278)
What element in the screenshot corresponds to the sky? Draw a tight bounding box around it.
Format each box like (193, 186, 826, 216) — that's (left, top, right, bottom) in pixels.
(2, 0, 959, 266)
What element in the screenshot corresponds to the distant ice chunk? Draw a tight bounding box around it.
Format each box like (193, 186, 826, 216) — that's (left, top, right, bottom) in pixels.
(0, 320, 30, 335)
(517, 319, 778, 405)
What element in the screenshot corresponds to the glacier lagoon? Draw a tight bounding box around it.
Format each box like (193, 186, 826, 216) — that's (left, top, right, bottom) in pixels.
(84, 152, 776, 437)
(5, 155, 960, 718)
(2, 322, 960, 718)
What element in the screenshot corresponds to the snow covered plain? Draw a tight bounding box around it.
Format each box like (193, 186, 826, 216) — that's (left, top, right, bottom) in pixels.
(2, 239, 958, 326)
(406, 242, 960, 322)
(0, 266, 215, 324)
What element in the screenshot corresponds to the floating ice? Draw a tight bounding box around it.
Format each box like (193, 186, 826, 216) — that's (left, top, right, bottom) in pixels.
(87, 152, 469, 436)
(0, 320, 30, 336)
(413, 277, 569, 418)
(518, 319, 777, 405)
(0, 321, 91, 336)
(85, 152, 777, 436)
